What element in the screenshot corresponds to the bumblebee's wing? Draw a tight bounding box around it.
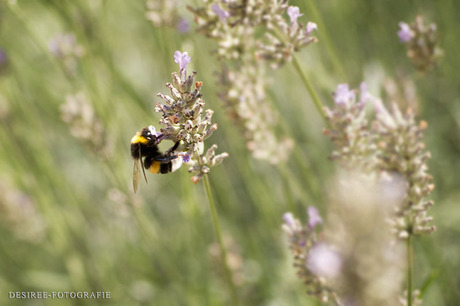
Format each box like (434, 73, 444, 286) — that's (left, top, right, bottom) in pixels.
(133, 159, 141, 193)
(140, 155, 148, 183)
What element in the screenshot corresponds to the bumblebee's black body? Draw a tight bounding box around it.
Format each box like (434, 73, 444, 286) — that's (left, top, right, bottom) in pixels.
(130, 126, 180, 192)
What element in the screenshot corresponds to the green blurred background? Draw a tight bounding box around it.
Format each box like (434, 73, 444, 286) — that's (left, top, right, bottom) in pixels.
(0, 0, 459, 305)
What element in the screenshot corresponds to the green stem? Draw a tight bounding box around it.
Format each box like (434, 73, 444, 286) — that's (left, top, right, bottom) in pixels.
(203, 175, 240, 306)
(291, 54, 330, 127)
(407, 235, 413, 306)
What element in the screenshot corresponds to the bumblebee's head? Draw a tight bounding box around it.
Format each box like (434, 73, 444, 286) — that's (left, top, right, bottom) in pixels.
(131, 125, 158, 145)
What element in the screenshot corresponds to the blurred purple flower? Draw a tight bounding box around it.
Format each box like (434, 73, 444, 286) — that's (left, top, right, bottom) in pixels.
(180, 152, 191, 163)
(211, 4, 230, 22)
(306, 22, 318, 35)
(307, 206, 322, 229)
(174, 51, 191, 71)
(282, 212, 295, 227)
(307, 243, 342, 279)
(398, 22, 414, 42)
(177, 18, 190, 33)
(334, 84, 355, 105)
(287, 6, 303, 25)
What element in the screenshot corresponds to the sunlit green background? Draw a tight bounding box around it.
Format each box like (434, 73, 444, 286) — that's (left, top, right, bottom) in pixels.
(0, 0, 459, 305)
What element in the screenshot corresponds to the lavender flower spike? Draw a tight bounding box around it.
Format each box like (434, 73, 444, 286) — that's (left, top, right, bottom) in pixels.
(398, 22, 414, 42)
(307, 206, 323, 229)
(287, 6, 303, 25)
(211, 4, 230, 22)
(174, 51, 191, 71)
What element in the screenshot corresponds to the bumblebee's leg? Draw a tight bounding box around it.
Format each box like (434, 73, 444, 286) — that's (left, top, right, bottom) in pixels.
(165, 141, 180, 154)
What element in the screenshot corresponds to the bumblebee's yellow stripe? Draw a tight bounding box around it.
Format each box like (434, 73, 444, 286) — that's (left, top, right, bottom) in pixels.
(149, 161, 160, 174)
(131, 133, 149, 144)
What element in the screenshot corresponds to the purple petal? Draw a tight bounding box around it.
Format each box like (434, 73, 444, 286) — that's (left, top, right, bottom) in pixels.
(287, 6, 303, 25)
(307, 206, 322, 229)
(211, 4, 230, 22)
(174, 51, 191, 71)
(282, 212, 295, 227)
(398, 22, 414, 43)
(334, 84, 355, 105)
(306, 22, 318, 35)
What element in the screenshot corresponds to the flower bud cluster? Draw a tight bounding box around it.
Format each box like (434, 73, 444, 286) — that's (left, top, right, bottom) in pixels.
(324, 84, 435, 238)
(282, 207, 339, 303)
(60, 92, 111, 158)
(323, 83, 378, 171)
(48, 33, 85, 76)
(218, 63, 293, 164)
(155, 52, 228, 182)
(189, 1, 318, 67)
(398, 15, 443, 72)
(145, 0, 189, 32)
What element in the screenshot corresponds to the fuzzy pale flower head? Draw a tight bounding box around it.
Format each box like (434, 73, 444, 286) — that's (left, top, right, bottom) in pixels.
(323, 171, 406, 306)
(307, 243, 342, 279)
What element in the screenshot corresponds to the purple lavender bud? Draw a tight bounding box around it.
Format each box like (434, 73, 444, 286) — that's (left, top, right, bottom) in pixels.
(181, 153, 191, 163)
(306, 22, 318, 35)
(398, 22, 414, 43)
(282, 212, 295, 227)
(211, 4, 230, 22)
(174, 51, 191, 71)
(287, 6, 303, 25)
(334, 84, 355, 105)
(307, 206, 322, 229)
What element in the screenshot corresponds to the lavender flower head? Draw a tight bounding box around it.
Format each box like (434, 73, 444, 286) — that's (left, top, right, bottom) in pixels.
(156, 51, 228, 183)
(398, 16, 443, 72)
(398, 22, 414, 42)
(282, 208, 338, 303)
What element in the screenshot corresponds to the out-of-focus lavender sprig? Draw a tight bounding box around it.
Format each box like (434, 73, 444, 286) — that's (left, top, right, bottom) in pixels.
(145, 0, 189, 33)
(0, 179, 46, 243)
(60, 92, 112, 159)
(282, 207, 339, 304)
(324, 83, 435, 238)
(189, 2, 318, 67)
(218, 62, 294, 164)
(48, 33, 85, 76)
(398, 15, 443, 72)
(155, 51, 228, 183)
(323, 83, 378, 171)
(322, 172, 405, 306)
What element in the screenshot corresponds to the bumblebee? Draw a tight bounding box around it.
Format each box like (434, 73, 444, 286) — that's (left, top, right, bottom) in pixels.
(130, 126, 182, 192)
